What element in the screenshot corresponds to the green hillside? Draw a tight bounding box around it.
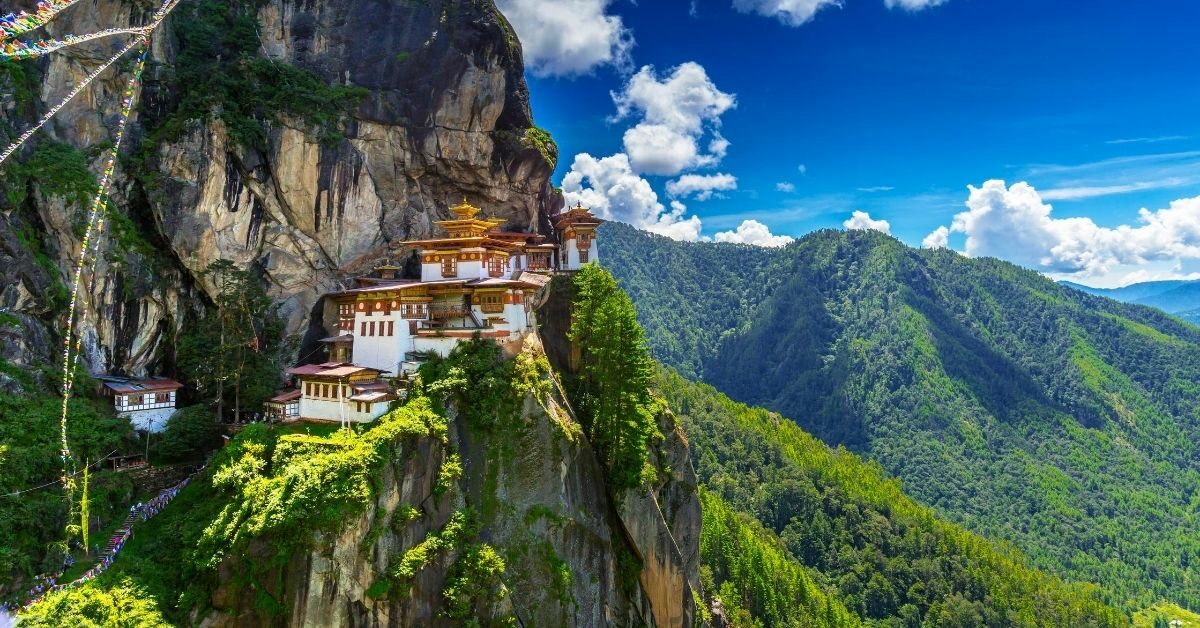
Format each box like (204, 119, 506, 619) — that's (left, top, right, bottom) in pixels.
(604, 221, 1200, 611)
(662, 369, 1124, 626)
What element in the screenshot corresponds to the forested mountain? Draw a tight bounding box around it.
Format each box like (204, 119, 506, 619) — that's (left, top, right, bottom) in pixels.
(603, 221, 1200, 612)
(660, 369, 1124, 626)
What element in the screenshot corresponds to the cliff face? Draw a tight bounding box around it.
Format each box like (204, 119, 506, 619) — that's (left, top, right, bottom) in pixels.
(0, 0, 558, 378)
(199, 337, 702, 627)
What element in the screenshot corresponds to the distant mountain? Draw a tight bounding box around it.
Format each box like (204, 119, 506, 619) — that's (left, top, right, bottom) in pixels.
(1062, 279, 1200, 314)
(602, 221, 1200, 611)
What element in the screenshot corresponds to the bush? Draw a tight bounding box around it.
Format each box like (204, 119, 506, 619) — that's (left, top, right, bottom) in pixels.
(156, 405, 220, 462)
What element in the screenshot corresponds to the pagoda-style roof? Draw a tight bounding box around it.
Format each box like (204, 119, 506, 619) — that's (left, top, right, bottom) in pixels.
(331, 276, 540, 298)
(288, 362, 384, 378)
(400, 235, 523, 251)
(554, 204, 603, 230)
(431, 199, 508, 237)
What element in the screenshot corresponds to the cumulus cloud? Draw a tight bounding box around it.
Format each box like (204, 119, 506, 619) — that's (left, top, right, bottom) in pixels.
(666, 173, 738, 200)
(922, 226, 950, 249)
(843, 210, 892, 234)
(731, 0, 841, 26)
(561, 153, 703, 241)
(612, 62, 736, 176)
(884, 0, 948, 10)
(714, 219, 795, 247)
(934, 180, 1200, 277)
(495, 0, 633, 77)
(776, 182, 796, 193)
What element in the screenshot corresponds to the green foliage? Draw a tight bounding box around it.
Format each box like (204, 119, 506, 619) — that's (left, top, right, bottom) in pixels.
(524, 127, 557, 167)
(700, 489, 859, 627)
(155, 405, 220, 462)
(0, 389, 134, 586)
(568, 264, 660, 492)
(18, 578, 170, 627)
(419, 338, 553, 431)
(2, 140, 95, 210)
(197, 398, 446, 570)
(607, 224, 1200, 611)
(657, 368, 1128, 625)
(442, 542, 508, 622)
(145, 0, 367, 150)
(420, 339, 520, 430)
(178, 260, 293, 422)
(435, 452, 463, 497)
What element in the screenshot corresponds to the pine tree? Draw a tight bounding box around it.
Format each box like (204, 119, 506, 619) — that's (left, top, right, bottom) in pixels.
(569, 264, 657, 491)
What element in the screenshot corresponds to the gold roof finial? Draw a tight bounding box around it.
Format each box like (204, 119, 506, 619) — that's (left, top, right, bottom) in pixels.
(450, 196, 481, 219)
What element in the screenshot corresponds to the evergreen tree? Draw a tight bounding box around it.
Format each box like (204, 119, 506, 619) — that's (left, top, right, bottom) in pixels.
(568, 264, 658, 491)
(178, 260, 291, 423)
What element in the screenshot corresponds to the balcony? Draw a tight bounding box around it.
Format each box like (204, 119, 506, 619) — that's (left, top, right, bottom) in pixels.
(429, 305, 471, 320)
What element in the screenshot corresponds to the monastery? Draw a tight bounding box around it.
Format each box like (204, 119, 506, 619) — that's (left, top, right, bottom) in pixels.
(265, 200, 602, 425)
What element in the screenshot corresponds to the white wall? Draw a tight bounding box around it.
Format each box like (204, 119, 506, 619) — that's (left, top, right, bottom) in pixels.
(120, 407, 176, 433)
(351, 311, 409, 374)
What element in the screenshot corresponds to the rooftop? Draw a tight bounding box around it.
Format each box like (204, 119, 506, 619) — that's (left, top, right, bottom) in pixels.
(99, 376, 183, 394)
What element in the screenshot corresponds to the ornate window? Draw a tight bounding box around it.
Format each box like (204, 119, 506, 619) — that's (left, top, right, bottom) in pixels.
(579, 249, 589, 264)
(441, 256, 457, 278)
(488, 256, 505, 277)
(155, 392, 170, 404)
(480, 293, 504, 314)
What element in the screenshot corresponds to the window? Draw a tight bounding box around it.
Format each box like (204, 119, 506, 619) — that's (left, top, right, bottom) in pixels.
(369, 321, 376, 336)
(360, 321, 367, 336)
(155, 392, 169, 404)
(480, 293, 504, 314)
(387, 321, 394, 336)
(488, 256, 505, 277)
(402, 303, 427, 319)
(129, 394, 144, 406)
(579, 249, 589, 264)
(441, 256, 457, 278)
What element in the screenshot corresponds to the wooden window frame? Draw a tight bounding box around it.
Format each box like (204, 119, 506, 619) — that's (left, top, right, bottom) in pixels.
(441, 256, 457, 278)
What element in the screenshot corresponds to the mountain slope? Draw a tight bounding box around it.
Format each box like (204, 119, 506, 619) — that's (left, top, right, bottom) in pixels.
(604, 222, 1200, 611)
(661, 369, 1124, 625)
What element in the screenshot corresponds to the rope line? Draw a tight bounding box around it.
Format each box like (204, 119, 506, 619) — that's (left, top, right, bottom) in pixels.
(0, 0, 86, 42)
(0, 35, 143, 166)
(1, 449, 119, 498)
(2, 26, 149, 59)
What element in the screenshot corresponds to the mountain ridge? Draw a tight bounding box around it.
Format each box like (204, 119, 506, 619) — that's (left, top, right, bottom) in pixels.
(602, 220, 1200, 611)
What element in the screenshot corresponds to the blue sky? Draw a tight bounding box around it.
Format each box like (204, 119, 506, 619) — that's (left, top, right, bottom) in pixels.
(498, 0, 1200, 287)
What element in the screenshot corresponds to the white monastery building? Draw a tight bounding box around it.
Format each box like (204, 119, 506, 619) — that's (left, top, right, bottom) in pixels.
(98, 376, 183, 433)
(268, 199, 603, 425)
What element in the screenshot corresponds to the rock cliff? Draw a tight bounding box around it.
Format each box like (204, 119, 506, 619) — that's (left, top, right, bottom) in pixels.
(0, 0, 560, 379)
(199, 337, 702, 627)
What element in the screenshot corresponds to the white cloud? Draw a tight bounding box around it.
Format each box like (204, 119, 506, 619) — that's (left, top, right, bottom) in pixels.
(884, 0, 947, 10)
(1105, 136, 1188, 145)
(1022, 150, 1200, 202)
(934, 180, 1200, 278)
(612, 62, 736, 176)
(666, 173, 738, 200)
(731, 0, 841, 26)
(714, 219, 795, 247)
(495, 0, 633, 77)
(857, 185, 894, 193)
(922, 226, 950, 249)
(776, 182, 796, 193)
(843, 210, 891, 234)
(797, 163, 807, 175)
(561, 153, 703, 241)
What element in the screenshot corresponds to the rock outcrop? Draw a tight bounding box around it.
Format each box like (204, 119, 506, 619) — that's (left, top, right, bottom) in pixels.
(199, 337, 703, 627)
(0, 0, 559, 377)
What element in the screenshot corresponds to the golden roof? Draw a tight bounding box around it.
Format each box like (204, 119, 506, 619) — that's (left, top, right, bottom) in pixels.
(449, 197, 482, 220)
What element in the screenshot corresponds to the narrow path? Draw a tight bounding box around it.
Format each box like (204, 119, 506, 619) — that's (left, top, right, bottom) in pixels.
(4, 462, 206, 614)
